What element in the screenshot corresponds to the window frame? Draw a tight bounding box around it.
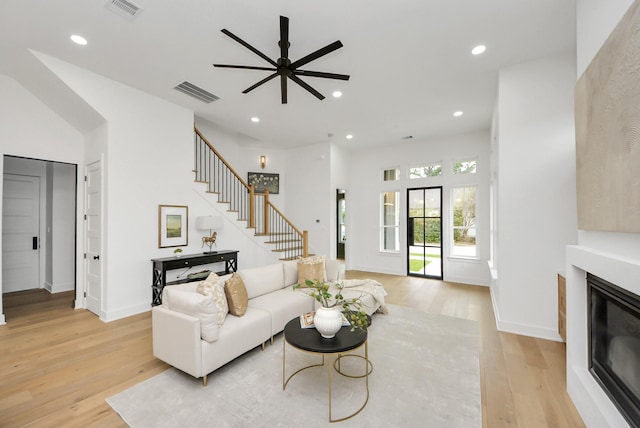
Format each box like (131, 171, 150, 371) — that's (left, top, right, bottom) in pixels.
(380, 190, 400, 253)
(452, 158, 477, 175)
(450, 185, 478, 259)
(408, 161, 443, 179)
(382, 167, 400, 182)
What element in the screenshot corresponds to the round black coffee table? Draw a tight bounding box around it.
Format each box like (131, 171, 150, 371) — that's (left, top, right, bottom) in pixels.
(282, 317, 372, 423)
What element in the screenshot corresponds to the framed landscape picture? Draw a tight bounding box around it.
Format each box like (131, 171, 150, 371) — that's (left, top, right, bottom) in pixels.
(247, 172, 279, 194)
(158, 205, 188, 248)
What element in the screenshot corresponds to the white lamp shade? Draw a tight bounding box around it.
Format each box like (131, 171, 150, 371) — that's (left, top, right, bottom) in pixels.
(196, 216, 223, 230)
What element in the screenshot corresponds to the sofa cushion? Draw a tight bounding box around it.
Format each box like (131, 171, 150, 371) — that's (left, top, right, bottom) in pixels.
(297, 256, 326, 284)
(225, 273, 248, 316)
(282, 260, 298, 287)
(162, 281, 199, 310)
(238, 263, 284, 299)
(196, 272, 229, 326)
(165, 287, 219, 342)
(325, 259, 340, 282)
(249, 287, 315, 335)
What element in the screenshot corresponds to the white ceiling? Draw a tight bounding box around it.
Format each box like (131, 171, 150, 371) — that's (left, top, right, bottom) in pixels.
(0, 0, 576, 151)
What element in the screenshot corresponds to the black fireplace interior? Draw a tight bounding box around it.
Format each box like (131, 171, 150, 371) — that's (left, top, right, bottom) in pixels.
(588, 272, 640, 428)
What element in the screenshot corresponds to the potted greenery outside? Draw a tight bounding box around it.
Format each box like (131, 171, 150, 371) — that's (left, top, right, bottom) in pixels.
(173, 248, 183, 258)
(293, 279, 369, 338)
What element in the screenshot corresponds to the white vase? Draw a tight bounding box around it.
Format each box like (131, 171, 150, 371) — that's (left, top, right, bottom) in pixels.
(314, 307, 343, 339)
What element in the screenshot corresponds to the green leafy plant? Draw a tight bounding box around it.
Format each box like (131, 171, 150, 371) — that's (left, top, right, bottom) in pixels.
(293, 279, 369, 332)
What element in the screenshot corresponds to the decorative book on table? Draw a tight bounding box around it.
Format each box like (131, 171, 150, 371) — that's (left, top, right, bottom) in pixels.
(299, 311, 350, 329)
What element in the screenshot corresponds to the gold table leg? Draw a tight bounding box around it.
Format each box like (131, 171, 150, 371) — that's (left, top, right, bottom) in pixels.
(282, 339, 372, 423)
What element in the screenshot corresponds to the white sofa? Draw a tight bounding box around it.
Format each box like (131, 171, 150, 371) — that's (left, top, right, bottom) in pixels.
(152, 259, 385, 385)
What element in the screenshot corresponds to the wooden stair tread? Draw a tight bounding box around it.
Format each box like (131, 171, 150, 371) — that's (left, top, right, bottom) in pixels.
(272, 247, 303, 253)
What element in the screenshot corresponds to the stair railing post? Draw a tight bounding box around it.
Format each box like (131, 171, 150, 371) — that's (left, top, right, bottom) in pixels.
(303, 230, 309, 258)
(263, 190, 270, 236)
(249, 185, 255, 229)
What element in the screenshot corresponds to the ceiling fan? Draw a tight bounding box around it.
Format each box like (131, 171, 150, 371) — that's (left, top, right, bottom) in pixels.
(213, 16, 350, 104)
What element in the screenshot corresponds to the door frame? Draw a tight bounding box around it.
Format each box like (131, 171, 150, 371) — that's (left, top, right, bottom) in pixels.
(336, 189, 346, 260)
(84, 160, 103, 317)
(406, 186, 443, 279)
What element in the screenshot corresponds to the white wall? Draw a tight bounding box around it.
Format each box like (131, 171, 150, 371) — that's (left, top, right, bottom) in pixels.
(567, 2, 639, 426)
(33, 52, 205, 321)
(1, 56, 310, 324)
(284, 142, 333, 258)
(43, 161, 76, 294)
(346, 130, 491, 284)
(194, 117, 286, 209)
(493, 51, 577, 340)
(575, 0, 640, 256)
(51, 162, 76, 293)
(577, 0, 636, 76)
(329, 143, 350, 262)
(0, 75, 86, 324)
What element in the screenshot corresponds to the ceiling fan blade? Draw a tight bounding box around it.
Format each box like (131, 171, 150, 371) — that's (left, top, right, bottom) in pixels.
(242, 73, 278, 94)
(280, 16, 289, 60)
(293, 70, 350, 81)
(289, 40, 343, 70)
(221, 29, 278, 67)
(289, 75, 325, 100)
(281, 74, 288, 104)
(213, 64, 276, 72)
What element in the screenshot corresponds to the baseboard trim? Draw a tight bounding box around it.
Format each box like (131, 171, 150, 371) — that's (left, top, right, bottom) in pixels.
(101, 302, 150, 323)
(444, 275, 489, 287)
(497, 315, 562, 342)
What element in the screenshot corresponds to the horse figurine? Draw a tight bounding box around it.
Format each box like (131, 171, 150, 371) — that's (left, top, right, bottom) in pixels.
(202, 231, 217, 252)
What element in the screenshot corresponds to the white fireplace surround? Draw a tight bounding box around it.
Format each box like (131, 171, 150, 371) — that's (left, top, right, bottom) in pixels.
(566, 245, 640, 427)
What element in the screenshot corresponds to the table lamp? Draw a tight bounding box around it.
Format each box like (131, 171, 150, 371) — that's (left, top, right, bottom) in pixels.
(196, 215, 223, 253)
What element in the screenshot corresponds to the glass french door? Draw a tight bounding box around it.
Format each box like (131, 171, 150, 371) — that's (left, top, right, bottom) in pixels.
(407, 187, 442, 279)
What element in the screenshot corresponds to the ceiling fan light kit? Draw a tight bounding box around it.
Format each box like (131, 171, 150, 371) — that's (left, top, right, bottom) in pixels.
(213, 16, 350, 104)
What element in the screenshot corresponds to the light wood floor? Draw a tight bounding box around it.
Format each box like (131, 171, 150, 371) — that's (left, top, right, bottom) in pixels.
(0, 272, 584, 427)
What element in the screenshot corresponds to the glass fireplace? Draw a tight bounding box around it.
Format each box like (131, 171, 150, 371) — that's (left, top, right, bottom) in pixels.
(588, 272, 640, 428)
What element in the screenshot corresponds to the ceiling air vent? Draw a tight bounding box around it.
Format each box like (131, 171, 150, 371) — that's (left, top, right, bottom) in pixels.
(106, 0, 142, 19)
(174, 81, 220, 104)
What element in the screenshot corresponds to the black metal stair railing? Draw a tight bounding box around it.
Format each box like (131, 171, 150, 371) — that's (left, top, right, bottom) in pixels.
(194, 126, 308, 260)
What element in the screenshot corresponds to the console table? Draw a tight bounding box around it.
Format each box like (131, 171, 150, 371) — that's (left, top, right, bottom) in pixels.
(150, 250, 238, 306)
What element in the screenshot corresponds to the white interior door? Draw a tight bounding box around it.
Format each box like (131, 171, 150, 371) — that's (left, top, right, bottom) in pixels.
(85, 161, 102, 315)
(2, 174, 41, 293)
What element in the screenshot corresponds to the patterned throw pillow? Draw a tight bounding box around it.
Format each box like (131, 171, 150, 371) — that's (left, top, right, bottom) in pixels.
(197, 272, 229, 326)
(224, 273, 248, 317)
(297, 255, 326, 285)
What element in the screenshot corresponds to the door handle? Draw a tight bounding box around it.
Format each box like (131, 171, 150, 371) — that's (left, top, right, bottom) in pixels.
(93, 255, 100, 260)
(32, 236, 38, 250)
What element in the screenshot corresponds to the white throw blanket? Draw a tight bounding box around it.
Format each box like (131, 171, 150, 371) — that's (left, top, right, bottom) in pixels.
(339, 279, 388, 309)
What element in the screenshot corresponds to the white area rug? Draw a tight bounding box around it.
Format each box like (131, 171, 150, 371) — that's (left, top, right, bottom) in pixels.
(107, 304, 480, 427)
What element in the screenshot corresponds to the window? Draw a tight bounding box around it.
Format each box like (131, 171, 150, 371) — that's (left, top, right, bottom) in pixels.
(453, 159, 476, 174)
(452, 186, 476, 257)
(409, 162, 442, 179)
(381, 191, 400, 251)
(383, 168, 400, 181)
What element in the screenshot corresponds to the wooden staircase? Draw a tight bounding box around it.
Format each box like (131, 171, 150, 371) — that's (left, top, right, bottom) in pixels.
(193, 126, 308, 260)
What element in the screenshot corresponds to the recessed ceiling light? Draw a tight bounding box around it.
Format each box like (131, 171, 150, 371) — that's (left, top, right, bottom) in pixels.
(332, 91, 342, 98)
(453, 111, 464, 117)
(70, 34, 87, 45)
(471, 45, 486, 55)
(251, 117, 260, 123)
(346, 134, 353, 139)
